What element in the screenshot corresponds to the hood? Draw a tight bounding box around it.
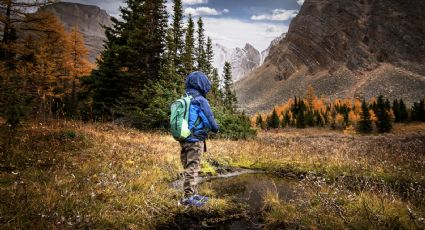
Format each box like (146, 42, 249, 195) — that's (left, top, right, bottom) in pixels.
(185, 71, 211, 97)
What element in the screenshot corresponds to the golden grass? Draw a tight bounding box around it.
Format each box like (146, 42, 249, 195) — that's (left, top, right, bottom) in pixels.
(1, 121, 424, 228)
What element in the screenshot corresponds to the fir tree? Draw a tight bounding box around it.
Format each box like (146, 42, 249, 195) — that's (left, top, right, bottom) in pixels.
(222, 62, 237, 111)
(196, 17, 207, 71)
(412, 99, 425, 122)
(296, 100, 306, 128)
(208, 67, 222, 106)
(398, 99, 408, 122)
(204, 37, 214, 76)
(282, 111, 290, 128)
(375, 95, 393, 133)
(172, 0, 185, 77)
(270, 108, 280, 129)
(85, 0, 170, 128)
(393, 99, 400, 122)
(357, 99, 373, 134)
(183, 14, 195, 76)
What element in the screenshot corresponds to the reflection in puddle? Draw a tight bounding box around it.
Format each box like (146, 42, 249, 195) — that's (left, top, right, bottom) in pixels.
(200, 173, 299, 229)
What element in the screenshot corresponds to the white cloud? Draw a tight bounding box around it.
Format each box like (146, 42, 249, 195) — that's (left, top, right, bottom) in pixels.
(251, 9, 298, 21)
(297, 0, 305, 6)
(184, 7, 228, 16)
(182, 0, 208, 5)
(202, 18, 288, 51)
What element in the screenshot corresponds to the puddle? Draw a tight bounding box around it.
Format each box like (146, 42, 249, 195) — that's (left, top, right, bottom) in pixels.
(202, 173, 298, 229)
(166, 172, 297, 229)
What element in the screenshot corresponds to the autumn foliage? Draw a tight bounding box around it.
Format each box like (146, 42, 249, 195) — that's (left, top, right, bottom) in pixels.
(255, 85, 424, 134)
(1, 3, 94, 127)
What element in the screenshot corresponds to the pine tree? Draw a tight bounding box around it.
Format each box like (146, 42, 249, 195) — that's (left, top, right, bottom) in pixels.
(393, 99, 400, 122)
(85, 0, 169, 128)
(375, 95, 393, 133)
(196, 17, 206, 71)
(412, 99, 425, 122)
(296, 100, 306, 128)
(208, 67, 222, 106)
(172, 0, 184, 77)
(183, 14, 195, 76)
(398, 99, 408, 122)
(204, 37, 214, 76)
(223, 62, 237, 111)
(357, 99, 373, 134)
(270, 108, 280, 129)
(282, 111, 290, 128)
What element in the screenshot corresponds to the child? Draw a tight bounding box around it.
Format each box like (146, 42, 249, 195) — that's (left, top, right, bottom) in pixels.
(180, 71, 219, 206)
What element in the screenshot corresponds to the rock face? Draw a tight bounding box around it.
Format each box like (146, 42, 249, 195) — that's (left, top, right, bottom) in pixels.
(39, 2, 113, 62)
(213, 43, 261, 82)
(236, 0, 425, 114)
(260, 33, 286, 65)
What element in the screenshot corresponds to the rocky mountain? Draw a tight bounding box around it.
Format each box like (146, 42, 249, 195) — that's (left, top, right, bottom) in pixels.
(38, 2, 113, 62)
(236, 0, 425, 114)
(213, 43, 262, 82)
(260, 33, 286, 65)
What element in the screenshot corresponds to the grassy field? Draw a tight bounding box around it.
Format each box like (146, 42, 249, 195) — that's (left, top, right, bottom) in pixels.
(1, 121, 424, 229)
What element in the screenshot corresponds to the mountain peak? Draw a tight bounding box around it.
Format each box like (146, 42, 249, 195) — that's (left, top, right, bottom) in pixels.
(38, 2, 113, 62)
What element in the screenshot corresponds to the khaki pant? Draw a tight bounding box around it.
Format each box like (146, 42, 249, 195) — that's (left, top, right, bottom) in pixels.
(180, 141, 203, 197)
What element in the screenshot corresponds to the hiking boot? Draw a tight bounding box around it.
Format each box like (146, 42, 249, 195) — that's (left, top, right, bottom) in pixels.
(180, 195, 207, 207)
(192, 194, 209, 202)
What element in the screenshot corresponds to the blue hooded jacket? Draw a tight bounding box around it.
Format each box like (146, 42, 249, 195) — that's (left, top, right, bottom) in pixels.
(185, 71, 219, 142)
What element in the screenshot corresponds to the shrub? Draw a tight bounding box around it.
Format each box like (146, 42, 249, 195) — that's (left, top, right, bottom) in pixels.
(212, 108, 257, 140)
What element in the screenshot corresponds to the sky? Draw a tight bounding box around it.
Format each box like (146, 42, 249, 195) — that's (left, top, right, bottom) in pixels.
(63, 0, 304, 51)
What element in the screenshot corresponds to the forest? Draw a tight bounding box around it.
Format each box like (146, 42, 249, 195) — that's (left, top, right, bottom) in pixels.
(0, 0, 254, 141)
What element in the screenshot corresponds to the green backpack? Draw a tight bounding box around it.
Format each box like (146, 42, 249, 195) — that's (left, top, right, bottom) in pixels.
(170, 95, 192, 141)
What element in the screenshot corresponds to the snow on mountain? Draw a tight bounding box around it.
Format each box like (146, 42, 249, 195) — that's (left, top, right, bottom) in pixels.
(213, 43, 261, 82)
(212, 34, 286, 82)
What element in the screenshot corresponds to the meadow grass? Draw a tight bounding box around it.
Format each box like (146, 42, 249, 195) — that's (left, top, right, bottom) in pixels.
(0, 121, 424, 229)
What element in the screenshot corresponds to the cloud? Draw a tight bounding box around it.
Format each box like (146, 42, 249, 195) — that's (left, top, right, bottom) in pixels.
(184, 7, 228, 16)
(202, 18, 288, 51)
(251, 9, 298, 21)
(182, 0, 208, 5)
(297, 0, 305, 6)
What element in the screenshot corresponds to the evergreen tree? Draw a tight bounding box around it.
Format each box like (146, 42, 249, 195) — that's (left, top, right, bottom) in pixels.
(375, 95, 393, 133)
(296, 100, 306, 128)
(222, 62, 237, 111)
(85, 0, 169, 128)
(412, 99, 425, 122)
(398, 99, 408, 122)
(171, 0, 185, 77)
(183, 14, 195, 76)
(204, 37, 214, 76)
(208, 67, 222, 106)
(282, 111, 290, 128)
(393, 99, 400, 122)
(305, 110, 315, 127)
(357, 99, 373, 134)
(270, 108, 280, 129)
(196, 17, 206, 71)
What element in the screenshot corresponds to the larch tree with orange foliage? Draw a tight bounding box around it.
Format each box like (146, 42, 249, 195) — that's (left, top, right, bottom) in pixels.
(66, 25, 94, 117)
(24, 12, 72, 117)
